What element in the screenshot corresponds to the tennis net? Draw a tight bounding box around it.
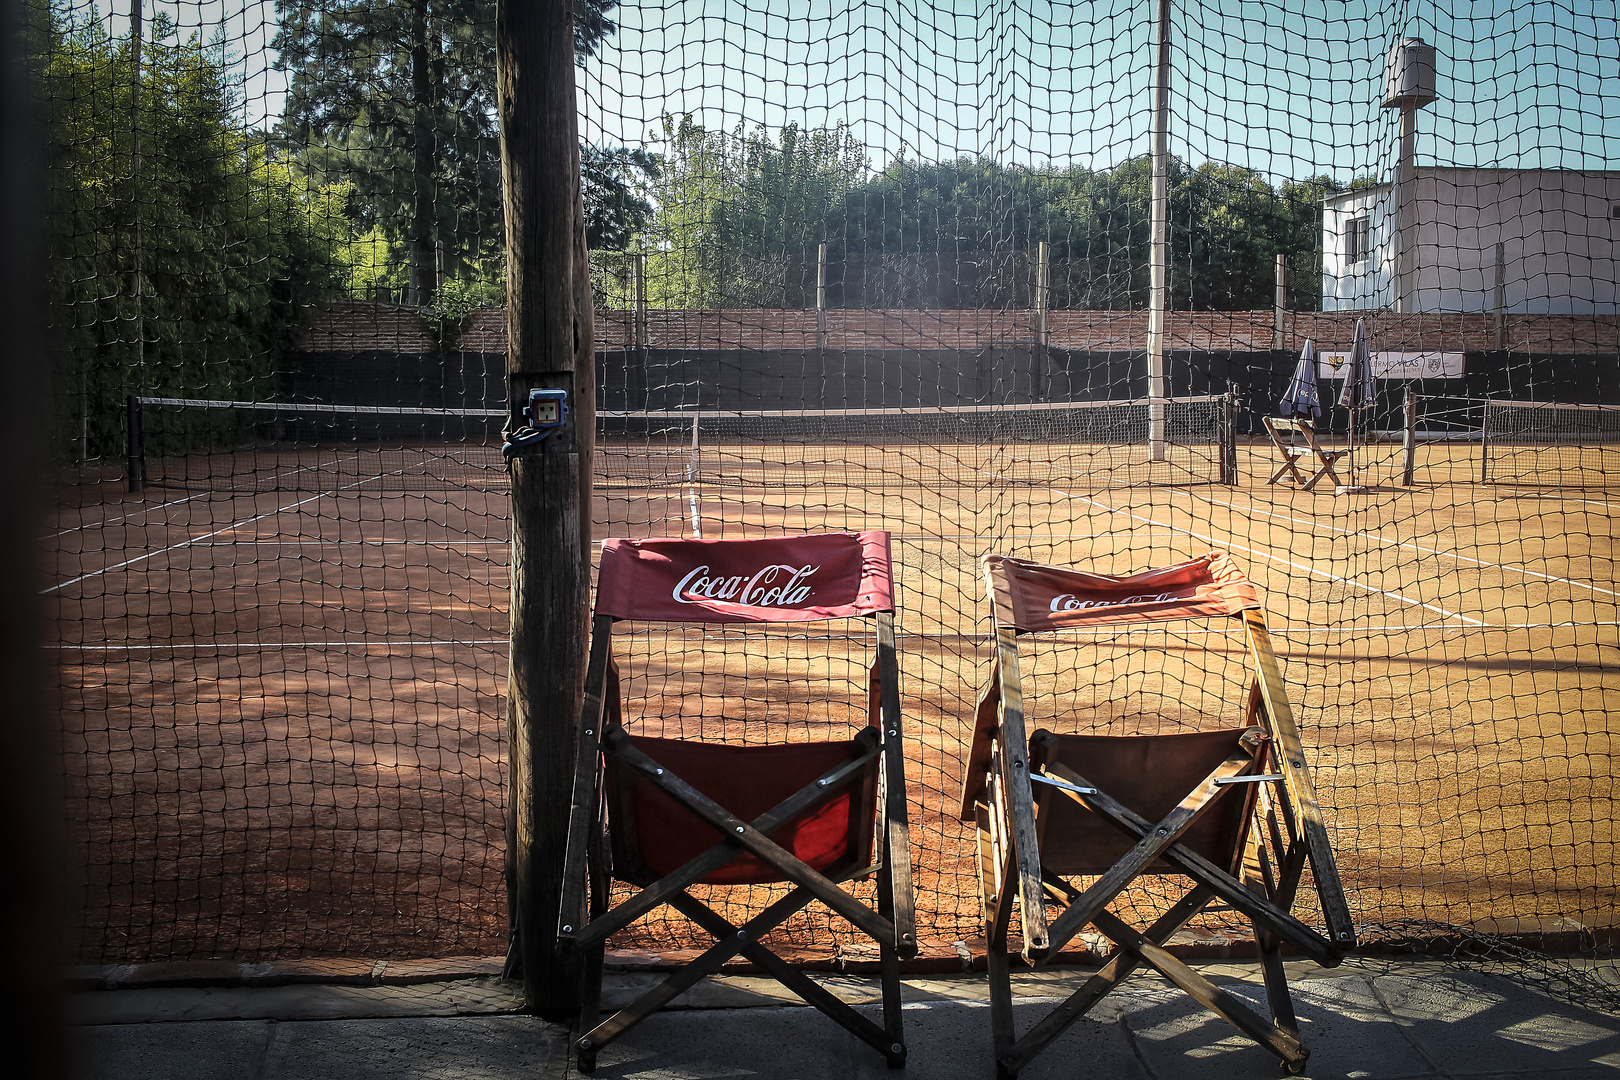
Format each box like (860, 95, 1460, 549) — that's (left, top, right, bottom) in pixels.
(1482, 400, 1620, 487)
(127, 396, 508, 493)
(598, 395, 1238, 490)
(128, 394, 1238, 494)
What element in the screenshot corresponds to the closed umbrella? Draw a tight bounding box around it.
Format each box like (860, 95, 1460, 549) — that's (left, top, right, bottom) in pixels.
(1337, 319, 1375, 491)
(1280, 340, 1322, 419)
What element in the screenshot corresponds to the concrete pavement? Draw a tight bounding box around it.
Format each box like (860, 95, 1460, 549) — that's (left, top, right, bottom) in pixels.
(66, 959, 1620, 1079)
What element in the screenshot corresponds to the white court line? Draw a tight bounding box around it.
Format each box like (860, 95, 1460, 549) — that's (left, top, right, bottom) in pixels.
(46, 455, 358, 539)
(1493, 488, 1620, 512)
(1177, 487, 1620, 601)
(44, 469, 409, 594)
(1035, 485, 1485, 626)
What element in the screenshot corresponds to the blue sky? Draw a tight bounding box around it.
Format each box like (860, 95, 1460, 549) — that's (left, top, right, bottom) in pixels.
(91, 0, 1619, 185)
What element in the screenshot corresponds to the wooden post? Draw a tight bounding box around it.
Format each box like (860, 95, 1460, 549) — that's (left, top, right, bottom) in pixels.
(1493, 241, 1506, 350)
(496, 0, 595, 1016)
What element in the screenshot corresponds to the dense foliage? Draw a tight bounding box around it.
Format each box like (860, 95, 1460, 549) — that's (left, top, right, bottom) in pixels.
(40, 7, 350, 459)
(600, 115, 1342, 312)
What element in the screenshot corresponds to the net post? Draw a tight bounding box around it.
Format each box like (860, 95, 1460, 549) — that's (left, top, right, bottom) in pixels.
(497, 0, 592, 1016)
(1480, 401, 1491, 484)
(1222, 390, 1239, 486)
(1402, 385, 1417, 486)
(125, 394, 144, 493)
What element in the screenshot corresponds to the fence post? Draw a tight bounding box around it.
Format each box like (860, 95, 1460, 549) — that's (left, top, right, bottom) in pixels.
(496, 0, 593, 1016)
(817, 241, 828, 350)
(1493, 242, 1506, 350)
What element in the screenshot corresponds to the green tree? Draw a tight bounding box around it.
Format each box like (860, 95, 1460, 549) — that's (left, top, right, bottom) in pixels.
(41, 7, 348, 458)
(645, 116, 865, 307)
(273, 0, 653, 303)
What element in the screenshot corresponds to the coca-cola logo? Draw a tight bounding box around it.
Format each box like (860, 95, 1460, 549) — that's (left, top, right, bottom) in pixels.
(1049, 590, 1178, 613)
(673, 563, 820, 607)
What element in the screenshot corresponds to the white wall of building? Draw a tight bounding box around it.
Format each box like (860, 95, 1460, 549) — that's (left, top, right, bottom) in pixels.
(1321, 168, 1620, 314)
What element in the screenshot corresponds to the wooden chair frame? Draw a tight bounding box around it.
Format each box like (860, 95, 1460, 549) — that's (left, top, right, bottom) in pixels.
(1265, 417, 1347, 491)
(961, 558, 1356, 1078)
(557, 540, 915, 1073)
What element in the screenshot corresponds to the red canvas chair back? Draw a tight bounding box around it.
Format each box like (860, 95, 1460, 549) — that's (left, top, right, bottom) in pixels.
(595, 531, 895, 624)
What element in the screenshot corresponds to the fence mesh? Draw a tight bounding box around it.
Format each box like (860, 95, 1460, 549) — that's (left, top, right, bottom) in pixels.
(34, 0, 1617, 1000)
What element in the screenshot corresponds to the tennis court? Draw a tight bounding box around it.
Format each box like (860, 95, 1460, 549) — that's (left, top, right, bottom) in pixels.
(49, 408, 1618, 962)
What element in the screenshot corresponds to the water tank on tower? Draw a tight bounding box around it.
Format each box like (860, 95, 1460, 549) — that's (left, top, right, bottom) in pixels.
(1383, 38, 1438, 109)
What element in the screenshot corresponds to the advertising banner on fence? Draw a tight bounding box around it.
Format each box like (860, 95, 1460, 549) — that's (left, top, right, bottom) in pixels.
(1319, 351, 1465, 379)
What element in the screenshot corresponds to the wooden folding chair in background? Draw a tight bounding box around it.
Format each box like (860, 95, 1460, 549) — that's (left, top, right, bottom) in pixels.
(1265, 416, 1347, 490)
(960, 552, 1356, 1077)
(558, 531, 915, 1071)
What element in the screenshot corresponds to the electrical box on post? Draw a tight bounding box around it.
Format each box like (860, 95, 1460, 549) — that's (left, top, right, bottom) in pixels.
(526, 387, 569, 431)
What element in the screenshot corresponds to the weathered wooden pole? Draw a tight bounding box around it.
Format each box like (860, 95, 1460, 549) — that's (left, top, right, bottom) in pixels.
(496, 0, 595, 1015)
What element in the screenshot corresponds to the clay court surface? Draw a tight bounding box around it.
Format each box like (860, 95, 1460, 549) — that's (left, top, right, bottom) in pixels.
(47, 436, 1618, 963)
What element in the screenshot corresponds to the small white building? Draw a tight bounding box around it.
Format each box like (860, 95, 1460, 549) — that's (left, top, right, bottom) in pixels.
(1321, 168, 1620, 314)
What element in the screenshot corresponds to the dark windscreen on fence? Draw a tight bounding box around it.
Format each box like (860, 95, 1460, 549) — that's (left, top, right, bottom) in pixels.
(35, 0, 1619, 1007)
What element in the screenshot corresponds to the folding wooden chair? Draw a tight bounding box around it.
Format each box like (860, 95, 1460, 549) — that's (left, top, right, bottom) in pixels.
(960, 552, 1356, 1077)
(559, 531, 915, 1071)
(1265, 417, 1347, 490)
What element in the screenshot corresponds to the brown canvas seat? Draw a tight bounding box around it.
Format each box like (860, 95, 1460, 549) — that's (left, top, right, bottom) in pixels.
(961, 552, 1356, 1077)
(558, 531, 914, 1071)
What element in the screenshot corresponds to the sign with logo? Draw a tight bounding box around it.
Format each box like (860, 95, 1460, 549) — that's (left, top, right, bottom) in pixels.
(596, 531, 894, 623)
(1319, 351, 1464, 379)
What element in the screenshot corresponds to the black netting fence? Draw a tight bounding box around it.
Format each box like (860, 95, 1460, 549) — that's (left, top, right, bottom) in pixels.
(34, 0, 1617, 1003)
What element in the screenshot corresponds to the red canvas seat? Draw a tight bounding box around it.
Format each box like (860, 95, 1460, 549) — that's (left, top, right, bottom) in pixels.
(606, 733, 877, 885)
(558, 531, 914, 1071)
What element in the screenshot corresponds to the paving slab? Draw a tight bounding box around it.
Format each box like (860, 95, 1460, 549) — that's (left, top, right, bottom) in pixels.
(70, 1020, 275, 1080)
(68, 977, 525, 1025)
(1125, 973, 1433, 1080)
(64, 962, 1620, 1080)
(1372, 970, 1620, 1077)
(263, 1015, 567, 1080)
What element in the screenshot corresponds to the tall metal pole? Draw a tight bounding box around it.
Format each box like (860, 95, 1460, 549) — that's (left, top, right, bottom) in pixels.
(1147, 0, 1171, 460)
(1273, 253, 1286, 350)
(130, 1, 144, 437)
(496, 0, 594, 1015)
